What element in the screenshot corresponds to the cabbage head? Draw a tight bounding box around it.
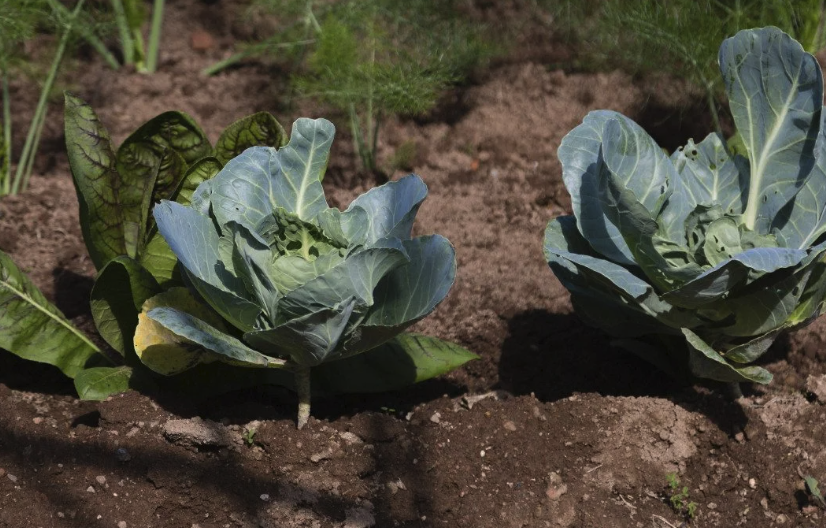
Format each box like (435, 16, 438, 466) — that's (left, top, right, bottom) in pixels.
(141, 118, 456, 427)
(544, 27, 826, 385)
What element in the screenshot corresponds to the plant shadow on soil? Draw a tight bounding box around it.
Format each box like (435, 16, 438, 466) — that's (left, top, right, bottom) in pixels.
(497, 309, 750, 436)
(0, 419, 367, 526)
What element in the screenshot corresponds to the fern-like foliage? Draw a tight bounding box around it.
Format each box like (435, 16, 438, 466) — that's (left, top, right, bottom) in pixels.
(225, 0, 496, 175)
(545, 0, 826, 135)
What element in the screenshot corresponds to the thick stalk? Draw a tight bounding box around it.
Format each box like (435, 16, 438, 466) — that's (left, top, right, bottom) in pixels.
(110, 0, 134, 64)
(727, 382, 743, 400)
(295, 366, 311, 429)
(12, 0, 84, 194)
(145, 0, 165, 73)
(2, 72, 11, 195)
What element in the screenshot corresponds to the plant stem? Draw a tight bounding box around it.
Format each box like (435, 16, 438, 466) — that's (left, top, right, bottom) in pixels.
(295, 366, 311, 429)
(12, 0, 85, 195)
(145, 0, 165, 73)
(48, 0, 120, 69)
(201, 39, 315, 76)
(2, 71, 11, 196)
(704, 81, 722, 139)
(110, 0, 134, 65)
(348, 103, 373, 173)
(727, 382, 743, 400)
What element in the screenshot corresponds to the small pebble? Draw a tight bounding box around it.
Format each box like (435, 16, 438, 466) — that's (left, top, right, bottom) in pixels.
(96, 475, 106, 485)
(503, 421, 517, 432)
(118, 522, 127, 528)
(430, 412, 441, 424)
(260, 494, 270, 502)
(57, 512, 64, 519)
(32, 417, 43, 425)
(115, 448, 131, 462)
(86, 486, 95, 493)
(7, 474, 17, 483)
(0, 468, 5, 478)
(748, 478, 756, 489)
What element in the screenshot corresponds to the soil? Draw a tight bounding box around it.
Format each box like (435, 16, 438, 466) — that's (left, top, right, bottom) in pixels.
(2, 1, 826, 527)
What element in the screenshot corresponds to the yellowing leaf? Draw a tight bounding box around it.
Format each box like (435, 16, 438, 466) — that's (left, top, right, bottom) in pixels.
(134, 287, 224, 375)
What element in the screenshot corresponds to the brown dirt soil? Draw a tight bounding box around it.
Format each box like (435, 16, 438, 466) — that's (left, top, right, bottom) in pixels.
(2, 1, 826, 527)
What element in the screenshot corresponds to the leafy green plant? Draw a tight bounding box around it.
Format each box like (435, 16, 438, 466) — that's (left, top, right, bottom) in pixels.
(242, 426, 257, 446)
(804, 475, 826, 508)
(135, 118, 469, 428)
(544, 27, 826, 388)
(64, 93, 289, 397)
(205, 0, 494, 176)
(0, 249, 102, 377)
(546, 0, 826, 136)
(110, 0, 165, 73)
(666, 473, 698, 520)
(0, 0, 108, 196)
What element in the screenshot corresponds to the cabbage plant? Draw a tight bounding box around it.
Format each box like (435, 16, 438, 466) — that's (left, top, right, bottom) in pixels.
(140, 118, 458, 427)
(544, 27, 826, 386)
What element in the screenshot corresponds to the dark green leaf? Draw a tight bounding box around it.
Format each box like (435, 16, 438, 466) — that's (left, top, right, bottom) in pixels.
(74, 366, 133, 400)
(0, 250, 100, 378)
(174, 157, 222, 206)
(91, 256, 161, 356)
(64, 92, 129, 269)
(683, 328, 772, 384)
(214, 112, 288, 165)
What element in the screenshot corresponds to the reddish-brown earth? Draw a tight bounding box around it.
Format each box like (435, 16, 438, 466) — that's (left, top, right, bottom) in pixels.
(2, 1, 826, 527)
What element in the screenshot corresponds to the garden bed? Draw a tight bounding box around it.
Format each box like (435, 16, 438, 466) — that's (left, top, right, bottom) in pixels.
(1, 1, 826, 526)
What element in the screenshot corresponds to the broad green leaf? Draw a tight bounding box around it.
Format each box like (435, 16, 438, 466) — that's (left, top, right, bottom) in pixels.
(683, 328, 772, 383)
(316, 206, 369, 247)
(348, 175, 428, 244)
(273, 118, 334, 219)
(670, 133, 745, 214)
(91, 256, 161, 356)
(599, 133, 682, 290)
(138, 231, 179, 288)
(723, 326, 788, 364)
(364, 235, 455, 326)
(245, 299, 357, 366)
(709, 266, 812, 336)
(74, 366, 133, 400)
(544, 217, 699, 329)
(154, 201, 261, 331)
(174, 157, 222, 206)
(227, 221, 280, 321)
(275, 242, 409, 321)
(557, 110, 650, 265)
(544, 216, 653, 299)
(209, 119, 334, 228)
(145, 306, 286, 369)
(0, 250, 100, 377)
(773, 109, 826, 248)
(64, 92, 128, 269)
(208, 147, 277, 228)
(214, 112, 288, 164)
(663, 246, 807, 308)
(721, 27, 822, 231)
(600, 118, 674, 213)
(311, 333, 478, 395)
